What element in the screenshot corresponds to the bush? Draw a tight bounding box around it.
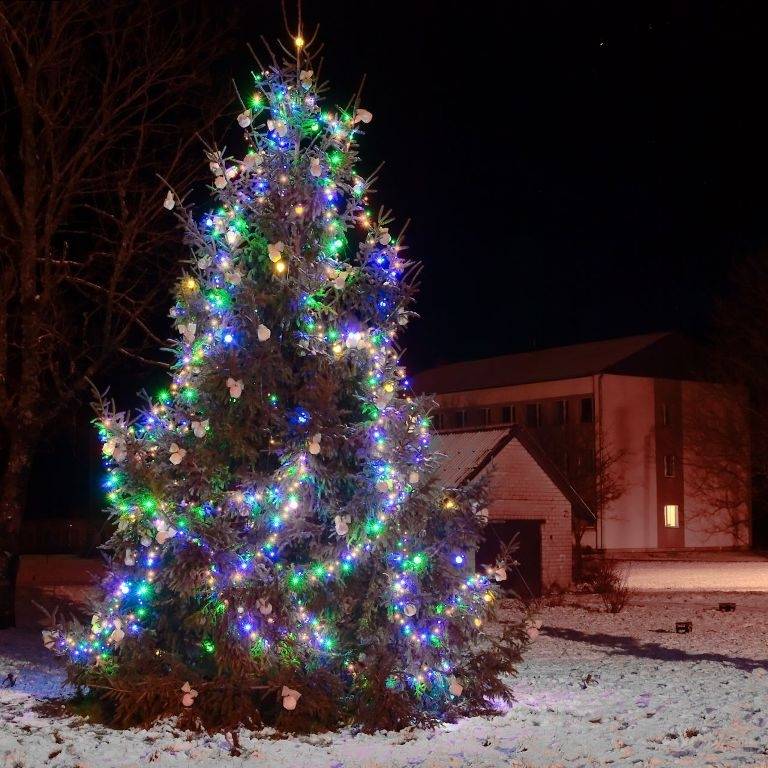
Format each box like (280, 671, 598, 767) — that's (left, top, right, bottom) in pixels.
(581, 558, 632, 613)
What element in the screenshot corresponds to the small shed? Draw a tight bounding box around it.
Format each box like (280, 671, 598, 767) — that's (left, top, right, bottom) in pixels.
(434, 426, 593, 595)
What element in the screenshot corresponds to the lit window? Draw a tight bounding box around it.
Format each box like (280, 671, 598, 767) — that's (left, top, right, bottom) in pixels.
(664, 454, 677, 478)
(664, 504, 679, 528)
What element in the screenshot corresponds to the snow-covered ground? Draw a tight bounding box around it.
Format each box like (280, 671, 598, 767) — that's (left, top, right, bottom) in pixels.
(2, 579, 768, 766)
(622, 560, 768, 592)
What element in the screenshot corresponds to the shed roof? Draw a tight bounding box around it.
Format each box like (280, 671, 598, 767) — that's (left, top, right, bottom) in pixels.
(433, 426, 594, 521)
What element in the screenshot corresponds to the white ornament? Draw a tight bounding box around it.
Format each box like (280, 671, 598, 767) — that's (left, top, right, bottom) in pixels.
(243, 152, 264, 169)
(353, 108, 373, 125)
(477, 507, 489, 522)
(404, 603, 417, 617)
(237, 109, 252, 128)
(192, 420, 209, 438)
(140, 534, 152, 547)
(197, 255, 213, 269)
(309, 157, 322, 177)
(108, 619, 125, 646)
(224, 268, 242, 285)
(330, 269, 349, 290)
(299, 69, 313, 85)
(181, 681, 198, 707)
(256, 598, 272, 616)
(408, 471, 420, 485)
(214, 175, 227, 189)
(209, 161, 222, 175)
(178, 322, 196, 344)
(163, 190, 175, 210)
(257, 324, 271, 342)
(225, 229, 243, 250)
(267, 119, 288, 137)
(308, 433, 322, 455)
(378, 228, 391, 245)
(375, 479, 389, 493)
(41, 630, 59, 651)
(486, 565, 506, 582)
(169, 443, 186, 465)
(334, 515, 351, 536)
(102, 436, 126, 463)
(345, 331, 365, 350)
(448, 677, 463, 697)
(226, 378, 244, 398)
(268, 241, 285, 263)
(124, 549, 137, 566)
(225, 165, 239, 180)
(91, 614, 103, 634)
(155, 520, 177, 545)
(281, 686, 301, 710)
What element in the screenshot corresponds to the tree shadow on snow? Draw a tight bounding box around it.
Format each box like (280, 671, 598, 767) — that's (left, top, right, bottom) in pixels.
(543, 626, 768, 672)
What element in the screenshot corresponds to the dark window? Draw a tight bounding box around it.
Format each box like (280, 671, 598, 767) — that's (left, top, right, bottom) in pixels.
(661, 403, 670, 427)
(664, 454, 677, 478)
(454, 410, 466, 429)
(580, 397, 594, 423)
(555, 400, 568, 426)
(479, 408, 490, 426)
(525, 403, 541, 428)
(500, 405, 514, 424)
(433, 412, 444, 430)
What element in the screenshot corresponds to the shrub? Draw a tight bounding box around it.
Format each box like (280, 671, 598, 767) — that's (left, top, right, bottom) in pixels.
(582, 558, 632, 613)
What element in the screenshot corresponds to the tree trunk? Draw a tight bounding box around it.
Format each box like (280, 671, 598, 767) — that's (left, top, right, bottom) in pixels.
(0, 436, 35, 629)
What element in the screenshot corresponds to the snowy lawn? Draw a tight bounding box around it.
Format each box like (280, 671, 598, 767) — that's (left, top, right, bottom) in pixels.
(621, 559, 768, 592)
(1, 588, 767, 766)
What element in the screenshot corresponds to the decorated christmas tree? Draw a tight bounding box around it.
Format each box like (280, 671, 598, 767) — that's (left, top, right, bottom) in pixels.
(46, 34, 529, 732)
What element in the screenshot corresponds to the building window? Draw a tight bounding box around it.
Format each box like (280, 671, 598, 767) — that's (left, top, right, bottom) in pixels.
(453, 410, 466, 429)
(580, 397, 594, 423)
(664, 504, 680, 528)
(661, 403, 670, 427)
(664, 454, 677, 478)
(525, 403, 541, 428)
(555, 400, 568, 426)
(479, 407, 490, 426)
(433, 412, 444, 430)
(500, 405, 514, 424)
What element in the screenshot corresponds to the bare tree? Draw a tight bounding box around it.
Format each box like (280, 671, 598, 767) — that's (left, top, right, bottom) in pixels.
(0, 0, 234, 626)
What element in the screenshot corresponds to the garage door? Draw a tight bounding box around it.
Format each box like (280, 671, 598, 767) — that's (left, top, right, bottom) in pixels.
(475, 519, 542, 598)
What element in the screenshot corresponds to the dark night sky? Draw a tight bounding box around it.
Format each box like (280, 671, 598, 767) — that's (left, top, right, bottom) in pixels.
(237, 1, 768, 371)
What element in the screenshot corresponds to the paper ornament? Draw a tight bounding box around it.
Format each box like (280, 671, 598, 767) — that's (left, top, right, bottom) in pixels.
(378, 228, 391, 244)
(209, 161, 222, 175)
(163, 190, 175, 210)
(225, 165, 239, 180)
(243, 152, 264, 169)
(226, 378, 244, 398)
(256, 598, 272, 616)
(257, 324, 271, 342)
(225, 230, 243, 249)
(267, 119, 288, 137)
(237, 109, 252, 128)
(181, 681, 198, 707)
(353, 108, 373, 124)
(41, 630, 58, 651)
(178, 322, 196, 344)
(334, 515, 351, 536)
(310, 157, 322, 177)
(214, 175, 227, 189)
(375, 479, 389, 493)
(91, 614, 103, 634)
(299, 69, 313, 85)
(197, 255, 213, 269)
(169, 443, 186, 465)
(192, 420, 209, 438)
(140, 534, 152, 547)
(268, 241, 285, 262)
(108, 619, 125, 646)
(224, 268, 242, 285)
(448, 677, 463, 697)
(281, 686, 301, 710)
(404, 603, 417, 617)
(308, 433, 322, 455)
(155, 520, 177, 545)
(102, 437, 126, 462)
(124, 549, 137, 566)
(408, 471, 420, 485)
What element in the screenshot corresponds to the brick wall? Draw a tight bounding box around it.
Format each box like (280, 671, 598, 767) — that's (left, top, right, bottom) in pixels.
(478, 438, 573, 589)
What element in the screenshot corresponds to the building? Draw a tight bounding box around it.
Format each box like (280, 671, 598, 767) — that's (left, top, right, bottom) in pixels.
(434, 427, 592, 594)
(416, 333, 751, 554)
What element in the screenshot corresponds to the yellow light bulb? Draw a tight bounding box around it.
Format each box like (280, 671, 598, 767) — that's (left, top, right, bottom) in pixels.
(294, 204, 304, 216)
(275, 260, 287, 274)
(295, 36, 304, 48)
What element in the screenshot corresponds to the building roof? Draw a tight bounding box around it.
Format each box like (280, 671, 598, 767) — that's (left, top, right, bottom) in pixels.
(414, 332, 701, 394)
(433, 426, 594, 521)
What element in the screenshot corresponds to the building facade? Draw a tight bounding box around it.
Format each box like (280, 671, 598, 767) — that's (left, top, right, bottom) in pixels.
(416, 333, 751, 553)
